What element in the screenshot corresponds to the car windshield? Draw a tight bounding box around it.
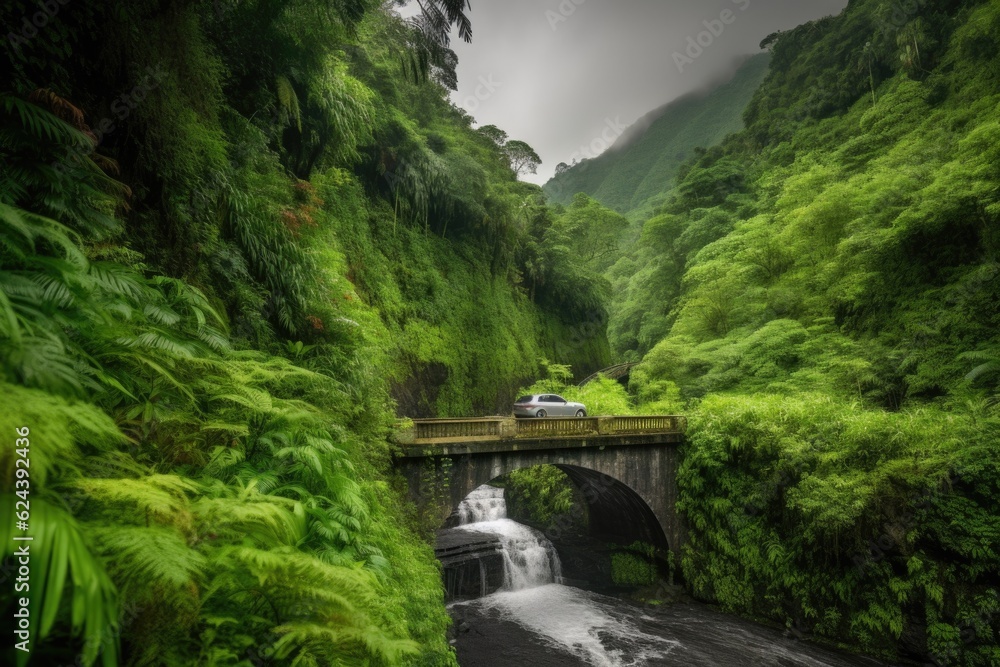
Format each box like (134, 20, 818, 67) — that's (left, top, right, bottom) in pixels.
(514, 396, 534, 404)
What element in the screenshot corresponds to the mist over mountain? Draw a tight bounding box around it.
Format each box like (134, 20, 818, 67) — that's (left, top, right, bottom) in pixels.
(543, 53, 771, 214)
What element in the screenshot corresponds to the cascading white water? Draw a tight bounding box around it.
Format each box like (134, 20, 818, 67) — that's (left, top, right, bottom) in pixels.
(449, 485, 681, 665)
(454, 484, 563, 590)
(471, 584, 683, 667)
(456, 484, 506, 524)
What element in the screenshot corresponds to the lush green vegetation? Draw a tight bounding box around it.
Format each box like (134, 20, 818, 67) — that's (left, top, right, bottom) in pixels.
(0, 90, 451, 665)
(517, 362, 637, 417)
(4, 0, 1000, 663)
(610, 542, 659, 587)
(501, 465, 577, 529)
(530, 0, 1000, 663)
(0, 1, 611, 665)
(557, 0, 1000, 663)
(678, 394, 998, 663)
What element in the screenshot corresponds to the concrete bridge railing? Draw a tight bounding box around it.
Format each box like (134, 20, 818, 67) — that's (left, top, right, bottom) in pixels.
(396, 415, 685, 445)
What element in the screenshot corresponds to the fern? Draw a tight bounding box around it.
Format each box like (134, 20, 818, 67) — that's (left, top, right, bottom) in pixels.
(271, 622, 420, 665)
(0, 496, 120, 667)
(1, 382, 121, 485)
(89, 525, 205, 600)
(0, 94, 90, 147)
(195, 493, 306, 547)
(960, 349, 1000, 400)
(275, 75, 303, 132)
(75, 475, 198, 527)
(222, 187, 311, 335)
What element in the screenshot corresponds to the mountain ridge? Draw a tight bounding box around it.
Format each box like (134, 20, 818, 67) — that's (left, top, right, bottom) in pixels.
(544, 52, 771, 214)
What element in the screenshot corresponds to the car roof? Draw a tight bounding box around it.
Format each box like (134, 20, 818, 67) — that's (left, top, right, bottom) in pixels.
(516, 394, 572, 401)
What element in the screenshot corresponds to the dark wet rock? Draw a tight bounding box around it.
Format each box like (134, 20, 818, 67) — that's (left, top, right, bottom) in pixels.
(436, 529, 506, 601)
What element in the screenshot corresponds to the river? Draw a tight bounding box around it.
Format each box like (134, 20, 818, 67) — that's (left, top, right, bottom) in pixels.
(443, 485, 898, 667)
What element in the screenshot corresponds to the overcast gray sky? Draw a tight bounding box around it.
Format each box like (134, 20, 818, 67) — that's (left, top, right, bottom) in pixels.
(434, 0, 849, 184)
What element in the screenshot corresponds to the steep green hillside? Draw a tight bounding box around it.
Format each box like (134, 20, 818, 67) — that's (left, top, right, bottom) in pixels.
(0, 1, 610, 665)
(543, 53, 771, 215)
(615, 0, 1000, 663)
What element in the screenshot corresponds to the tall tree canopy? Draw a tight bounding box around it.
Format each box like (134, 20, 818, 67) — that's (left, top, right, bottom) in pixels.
(504, 139, 542, 177)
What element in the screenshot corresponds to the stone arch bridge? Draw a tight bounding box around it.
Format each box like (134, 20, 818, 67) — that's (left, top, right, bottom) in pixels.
(394, 416, 686, 556)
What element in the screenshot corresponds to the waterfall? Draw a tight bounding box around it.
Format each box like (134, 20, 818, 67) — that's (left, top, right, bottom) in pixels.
(448, 486, 686, 666)
(455, 484, 563, 590)
(456, 484, 506, 524)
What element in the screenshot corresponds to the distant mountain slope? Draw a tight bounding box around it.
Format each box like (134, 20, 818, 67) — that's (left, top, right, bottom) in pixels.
(543, 53, 771, 213)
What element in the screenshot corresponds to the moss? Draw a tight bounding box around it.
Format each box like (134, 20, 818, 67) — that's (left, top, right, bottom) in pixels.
(611, 542, 659, 587)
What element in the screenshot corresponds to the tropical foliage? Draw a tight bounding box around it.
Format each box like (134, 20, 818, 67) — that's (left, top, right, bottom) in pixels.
(0, 0, 605, 665)
(3, 0, 1000, 663)
(543, 0, 1000, 663)
(0, 84, 451, 666)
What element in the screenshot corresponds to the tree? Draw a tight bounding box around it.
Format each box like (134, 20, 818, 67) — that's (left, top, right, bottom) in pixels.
(504, 140, 542, 177)
(760, 31, 784, 51)
(558, 193, 629, 272)
(403, 0, 472, 91)
(409, 0, 473, 45)
(476, 126, 541, 178)
(477, 124, 509, 147)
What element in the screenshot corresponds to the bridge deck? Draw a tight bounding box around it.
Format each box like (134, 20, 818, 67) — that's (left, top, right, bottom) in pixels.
(395, 415, 685, 457)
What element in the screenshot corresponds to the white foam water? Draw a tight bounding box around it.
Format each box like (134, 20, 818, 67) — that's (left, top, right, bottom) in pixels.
(454, 484, 563, 590)
(456, 484, 507, 524)
(470, 584, 683, 667)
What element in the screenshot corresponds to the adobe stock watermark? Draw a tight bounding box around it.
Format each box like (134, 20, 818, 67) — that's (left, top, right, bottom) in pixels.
(552, 308, 609, 361)
(877, 0, 930, 34)
(6, 0, 72, 53)
(849, 472, 957, 579)
(459, 74, 502, 114)
(94, 65, 169, 141)
(541, 471, 617, 542)
(546, 0, 588, 32)
(382, 153, 413, 191)
(51, 64, 169, 173)
(565, 116, 628, 165)
(672, 0, 752, 73)
(924, 590, 1000, 667)
(545, 118, 627, 199)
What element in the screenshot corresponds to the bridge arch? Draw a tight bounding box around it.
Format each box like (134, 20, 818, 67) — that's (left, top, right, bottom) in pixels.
(441, 462, 669, 551)
(397, 419, 685, 557)
(553, 464, 669, 550)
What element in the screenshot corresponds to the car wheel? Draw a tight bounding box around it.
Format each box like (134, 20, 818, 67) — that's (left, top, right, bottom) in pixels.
(576, 410, 586, 418)
(536, 409, 547, 418)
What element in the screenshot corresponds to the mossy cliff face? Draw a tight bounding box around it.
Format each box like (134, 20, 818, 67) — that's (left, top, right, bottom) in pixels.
(0, 1, 611, 665)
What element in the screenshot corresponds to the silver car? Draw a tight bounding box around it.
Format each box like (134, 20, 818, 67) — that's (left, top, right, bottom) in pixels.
(513, 394, 587, 418)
